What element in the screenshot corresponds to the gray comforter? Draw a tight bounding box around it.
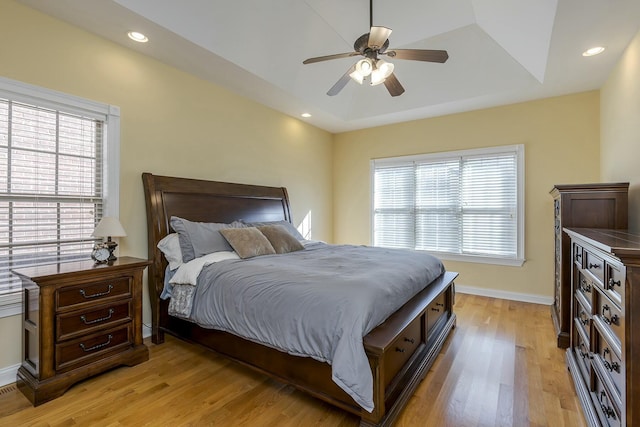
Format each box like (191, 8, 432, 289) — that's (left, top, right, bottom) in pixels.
(188, 242, 445, 412)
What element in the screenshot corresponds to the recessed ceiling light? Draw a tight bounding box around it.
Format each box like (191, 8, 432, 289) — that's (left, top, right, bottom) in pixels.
(582, 46, 605, 57)
(128, 31, 149, 43)
(301, 113, 312, 118)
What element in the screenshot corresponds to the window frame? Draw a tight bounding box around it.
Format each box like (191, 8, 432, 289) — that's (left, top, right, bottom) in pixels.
(370, 144, 525, 267)
(0, 76, 120, 318)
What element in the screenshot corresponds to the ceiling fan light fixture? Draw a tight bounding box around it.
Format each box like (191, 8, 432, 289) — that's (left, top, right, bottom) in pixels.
(370, 59, 394, 86)
(355, 58, 374, 77)
(349, 70, 365, 84)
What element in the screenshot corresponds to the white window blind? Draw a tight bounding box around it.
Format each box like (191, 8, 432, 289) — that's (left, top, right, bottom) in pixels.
(372, 145, 524, 266)
(0, 77, 120, 316)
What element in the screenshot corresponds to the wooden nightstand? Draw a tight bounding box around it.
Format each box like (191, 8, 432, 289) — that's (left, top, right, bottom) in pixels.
(12, 257, 151, 406)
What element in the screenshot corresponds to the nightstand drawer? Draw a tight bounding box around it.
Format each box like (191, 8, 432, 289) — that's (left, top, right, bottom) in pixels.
(56, 325, 132, 372)
(56, 300, 132, 341)
(56, 277, 131, 311)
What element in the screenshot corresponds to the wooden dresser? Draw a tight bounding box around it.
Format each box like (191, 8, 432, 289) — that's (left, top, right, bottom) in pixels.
(564, 228, 640, 427)
(550, 183, 628, 348)
(12, 257, 150, 406)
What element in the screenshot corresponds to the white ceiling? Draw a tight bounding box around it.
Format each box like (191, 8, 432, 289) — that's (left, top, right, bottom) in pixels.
(17, 0, 640, 133)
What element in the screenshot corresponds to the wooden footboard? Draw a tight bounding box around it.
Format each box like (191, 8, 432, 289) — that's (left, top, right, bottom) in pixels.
(142, 172, 457, 426)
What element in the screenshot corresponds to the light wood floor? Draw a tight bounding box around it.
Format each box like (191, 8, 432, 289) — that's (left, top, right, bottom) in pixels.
(0, 293, 585, 426)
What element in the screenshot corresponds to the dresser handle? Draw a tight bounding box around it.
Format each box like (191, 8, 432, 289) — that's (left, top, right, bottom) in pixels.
(579, 311, 588, 326)
(404, 337, 415, 344)
(79, 334, 113, 352)
(603, 348, 621, 373)
(601, 305, 619, 325)
(608, 278, 621, 289)
(80, 308, 115, 325)
(431, 307, 440, 312)
(395, 347, 405, 353)
(580, 279, 591, 293)
(80, 284, 113, 299)
(599, 391, 616, 419)
(589, 263, 601, 269)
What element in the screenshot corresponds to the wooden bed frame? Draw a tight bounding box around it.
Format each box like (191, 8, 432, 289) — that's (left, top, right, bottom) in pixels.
(142, 172, 457, 426)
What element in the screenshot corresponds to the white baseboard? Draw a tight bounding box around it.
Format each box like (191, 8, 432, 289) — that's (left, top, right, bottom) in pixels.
(0, 363, 19, 387)
(456, 284, 554, 305)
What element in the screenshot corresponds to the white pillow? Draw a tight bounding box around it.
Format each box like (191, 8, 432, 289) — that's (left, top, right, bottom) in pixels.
(170, 251, 240, 286)
(157, 233, 183, 270)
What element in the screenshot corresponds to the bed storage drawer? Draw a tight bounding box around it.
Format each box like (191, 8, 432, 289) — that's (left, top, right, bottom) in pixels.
(382, 314, 422, 388)
(427, 292, 447, 338)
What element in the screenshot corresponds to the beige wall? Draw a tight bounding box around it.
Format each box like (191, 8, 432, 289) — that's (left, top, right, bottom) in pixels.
(601, 29, 640, 232)
(0, 1, 333, 370)
(333, 92, 601, 297)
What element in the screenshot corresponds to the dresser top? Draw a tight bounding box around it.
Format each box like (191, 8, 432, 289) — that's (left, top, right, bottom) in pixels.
(564, 228, 640, 260)
(11, 256, 151, 281)
(550, 182, 629, 195)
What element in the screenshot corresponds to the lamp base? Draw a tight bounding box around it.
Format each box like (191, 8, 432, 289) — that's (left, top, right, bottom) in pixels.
(104, 240, 118, 262)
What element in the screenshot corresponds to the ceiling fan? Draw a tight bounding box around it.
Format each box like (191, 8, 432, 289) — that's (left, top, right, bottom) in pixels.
(302, 0, 449, 97)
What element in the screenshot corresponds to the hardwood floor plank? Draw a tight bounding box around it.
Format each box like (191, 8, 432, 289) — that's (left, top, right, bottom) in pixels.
(0, 294, 586, 426)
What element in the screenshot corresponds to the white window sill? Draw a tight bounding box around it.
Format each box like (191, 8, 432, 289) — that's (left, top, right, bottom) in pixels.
(431, 252, 525, 267)
(0, 292, 22, 318)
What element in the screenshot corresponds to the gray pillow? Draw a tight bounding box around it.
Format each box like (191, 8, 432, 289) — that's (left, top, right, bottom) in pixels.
(241, 220, 304, 241)
(257, 225, 304, 254)
(170, 216, 244, 262)
(219, 227, 276, 259)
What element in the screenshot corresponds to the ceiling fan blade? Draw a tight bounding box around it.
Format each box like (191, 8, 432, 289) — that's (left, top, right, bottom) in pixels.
(368, 26, 392, 49)
(303, 52, 359, 65)
(327, 64, 356, 96)
(385, 49, 449, 63)
(383, 73, 405, 97)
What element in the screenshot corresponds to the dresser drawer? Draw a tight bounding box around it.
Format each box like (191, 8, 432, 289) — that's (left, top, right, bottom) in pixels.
(594, 329, 624, 403)
(56, 277, 131, 311)
(595, 293, 623, 347)
(56, 300, 132, 341)
(382, 315, 422, 387)
(427, 292, 447, 337)
(573, 320, 591, 386)
(576, 271, 593, 310)
(604, 263, 624, 307)
(592, 367, 621, 427)
(585, 250, 604, 285)
(55, 325, 132, 372)
(575, 293, 591, 339)
(573, 242, 583, 267)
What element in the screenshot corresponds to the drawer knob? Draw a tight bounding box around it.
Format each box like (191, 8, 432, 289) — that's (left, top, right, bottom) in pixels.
(589, 263, 601, 269)
(403, 337, 415, 344)
(607, 278, 621, 289)
(431, 307, 441, 313)
(79, 334, 113, 353)
(79, 284, 113, 299)
(80, 308, 115, 325)
(395, 347, 405, 353)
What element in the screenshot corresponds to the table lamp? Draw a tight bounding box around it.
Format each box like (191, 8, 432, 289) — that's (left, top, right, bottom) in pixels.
(92, 216, 127, 262)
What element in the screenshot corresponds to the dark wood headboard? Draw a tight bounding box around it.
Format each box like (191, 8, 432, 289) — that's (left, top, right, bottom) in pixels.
(142, 172, 292, 339)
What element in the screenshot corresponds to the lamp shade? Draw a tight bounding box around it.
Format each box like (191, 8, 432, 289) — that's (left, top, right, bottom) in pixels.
(92, 216, 127, 238)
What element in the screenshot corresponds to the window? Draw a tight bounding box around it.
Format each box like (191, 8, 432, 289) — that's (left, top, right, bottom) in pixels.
(371, 145, 524, 266)
(0, 77, 120, 317)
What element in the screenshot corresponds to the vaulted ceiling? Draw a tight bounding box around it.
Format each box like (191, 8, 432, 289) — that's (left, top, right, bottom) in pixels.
(17, 0, 640, 133)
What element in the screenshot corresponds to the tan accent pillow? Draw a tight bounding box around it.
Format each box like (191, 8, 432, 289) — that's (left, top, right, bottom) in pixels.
(219, 227, 276, 259)
(258, 225, 304, 254)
